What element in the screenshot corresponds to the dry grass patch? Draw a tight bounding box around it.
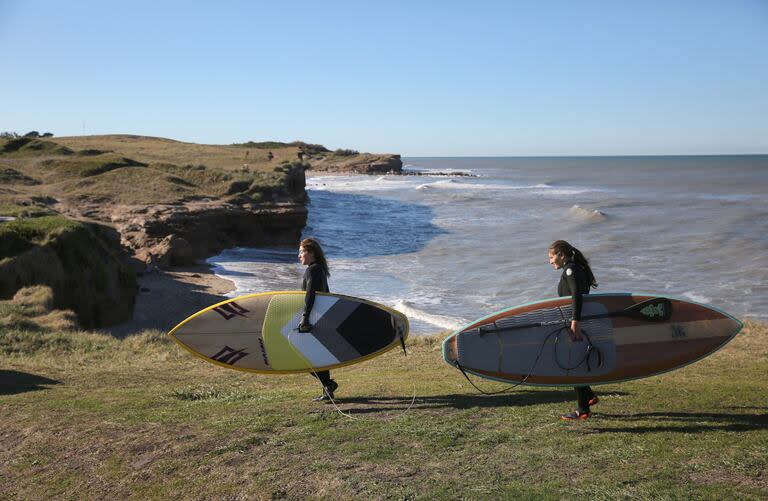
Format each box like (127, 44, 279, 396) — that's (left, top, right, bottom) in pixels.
(54, 135, 301, 173)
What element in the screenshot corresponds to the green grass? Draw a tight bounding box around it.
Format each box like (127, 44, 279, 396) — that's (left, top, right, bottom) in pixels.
(0, 203, 56, 218)
(0, 134, 312, 216)
(38, 154, 146, 181)
(1, 322, 766, 499)
(0, 215, 81, 258)
(55, 162, 296, 205)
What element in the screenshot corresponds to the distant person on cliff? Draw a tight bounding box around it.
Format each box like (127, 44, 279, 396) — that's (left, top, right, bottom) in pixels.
(297, 237, 338, 402)
(548, 240, 600, 420)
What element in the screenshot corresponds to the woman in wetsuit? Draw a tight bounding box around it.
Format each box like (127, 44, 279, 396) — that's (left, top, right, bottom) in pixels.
(297, 237, 338, 402)
(548, 240, 599, 420)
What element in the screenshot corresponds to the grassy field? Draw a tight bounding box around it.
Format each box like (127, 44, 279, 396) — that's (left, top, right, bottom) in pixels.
(0, 135, 309, 214)
(51, 135, 302, 173)
(1, 320, 766, 500)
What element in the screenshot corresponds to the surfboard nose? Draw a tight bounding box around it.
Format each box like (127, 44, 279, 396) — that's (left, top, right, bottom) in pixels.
(442, 334, 459, 364)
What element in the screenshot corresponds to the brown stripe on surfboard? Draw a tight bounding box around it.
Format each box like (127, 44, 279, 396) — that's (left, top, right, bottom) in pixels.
(613, 318, 738, 345)
(615, 336, 732, 371)
(464, 367, 628, 385)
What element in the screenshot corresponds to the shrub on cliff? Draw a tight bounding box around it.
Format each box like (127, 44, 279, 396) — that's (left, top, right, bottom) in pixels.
(290, 141, 330, 155)
(333, 148, 359, 157)
(233, 141, 290, 149)
(0, 138, 73, 156)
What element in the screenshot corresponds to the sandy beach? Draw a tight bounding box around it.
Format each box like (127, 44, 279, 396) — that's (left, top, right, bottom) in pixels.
(102, 264, 235, 338)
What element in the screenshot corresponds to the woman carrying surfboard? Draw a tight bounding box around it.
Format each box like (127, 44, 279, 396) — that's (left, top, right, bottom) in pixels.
(548, 240, 600, 420)
(298, 237, 338, 402)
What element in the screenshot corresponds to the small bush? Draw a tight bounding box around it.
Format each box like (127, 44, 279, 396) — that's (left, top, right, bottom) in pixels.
(233, 141, 290, 150)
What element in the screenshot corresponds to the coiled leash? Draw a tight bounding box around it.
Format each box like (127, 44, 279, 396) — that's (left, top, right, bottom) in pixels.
(455, 325, 566, 395)
(456, 325, 604, 395)
(553, 328, 604, 373)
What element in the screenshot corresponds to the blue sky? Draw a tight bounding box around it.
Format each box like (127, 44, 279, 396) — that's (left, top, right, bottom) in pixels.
(1, 0, 767, 156)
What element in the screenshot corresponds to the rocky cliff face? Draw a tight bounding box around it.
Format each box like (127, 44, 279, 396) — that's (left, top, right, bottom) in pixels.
(113, 202, 307, 266)
(55, 163, 309, 268)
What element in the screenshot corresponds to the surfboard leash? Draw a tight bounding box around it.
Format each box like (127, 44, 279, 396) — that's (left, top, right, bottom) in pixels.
(552, 329, 604, 373)
(552, 306, 604, 373)
(287, 330, 417, 422)
(456, 321, 603, 395)
(455, 325, 567, 395)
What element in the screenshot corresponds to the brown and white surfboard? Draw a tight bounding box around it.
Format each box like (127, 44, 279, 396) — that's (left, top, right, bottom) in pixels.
(442, 294, 742, 386)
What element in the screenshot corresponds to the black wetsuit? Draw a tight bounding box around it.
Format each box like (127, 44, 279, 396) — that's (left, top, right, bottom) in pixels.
(302, 262, 333, 387)
(558, 259, 597, 414)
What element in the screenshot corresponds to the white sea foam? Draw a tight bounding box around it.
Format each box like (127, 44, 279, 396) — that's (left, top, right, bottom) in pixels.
(681, 291, 712, 305)
(415, 179, 462, 190)
(569, 204, 607, 221)
(394, 300, 468, 331)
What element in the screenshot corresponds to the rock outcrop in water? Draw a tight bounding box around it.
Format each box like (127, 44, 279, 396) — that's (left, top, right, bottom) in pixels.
(308, 153, 403, 174)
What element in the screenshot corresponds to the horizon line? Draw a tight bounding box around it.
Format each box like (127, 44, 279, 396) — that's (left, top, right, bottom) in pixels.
(402, 152, 768, 158)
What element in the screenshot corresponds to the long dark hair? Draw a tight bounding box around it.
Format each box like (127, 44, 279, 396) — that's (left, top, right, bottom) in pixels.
(549, 240, 598, 289)
(300, 237, 330, 277)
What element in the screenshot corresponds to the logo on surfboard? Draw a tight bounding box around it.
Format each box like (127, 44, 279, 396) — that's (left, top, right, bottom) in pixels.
(640, 302, 666, 319)
(212, 302, 250, 320)
(210, 345, 249, 365)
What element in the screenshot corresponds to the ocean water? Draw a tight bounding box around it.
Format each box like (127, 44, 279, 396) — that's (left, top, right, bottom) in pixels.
(209, 156, 768, 334)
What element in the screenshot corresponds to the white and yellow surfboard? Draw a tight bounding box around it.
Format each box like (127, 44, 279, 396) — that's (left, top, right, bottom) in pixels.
(168, 291, 409, 374)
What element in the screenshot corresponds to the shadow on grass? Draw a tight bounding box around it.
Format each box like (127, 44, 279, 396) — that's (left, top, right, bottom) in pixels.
(0, 370, 61, 395)
(592, 411, 768, 433)
(333, 390, 630, 414)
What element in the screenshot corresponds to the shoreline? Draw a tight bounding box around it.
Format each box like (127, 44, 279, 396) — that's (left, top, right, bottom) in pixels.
(101, 263, 236, 338)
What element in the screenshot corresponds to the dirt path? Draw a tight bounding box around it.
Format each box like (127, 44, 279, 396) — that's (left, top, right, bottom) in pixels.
(102, 264, 235, 338)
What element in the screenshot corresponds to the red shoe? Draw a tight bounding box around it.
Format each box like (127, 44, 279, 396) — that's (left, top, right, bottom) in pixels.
(560, 410, 591, 421)
(588, 396, 599, 406)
